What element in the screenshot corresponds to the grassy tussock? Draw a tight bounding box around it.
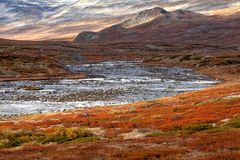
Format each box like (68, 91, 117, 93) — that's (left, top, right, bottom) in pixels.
(227, 116, 240, 128)
(147, 118, 240, 138)
(0, 127, 98, 148)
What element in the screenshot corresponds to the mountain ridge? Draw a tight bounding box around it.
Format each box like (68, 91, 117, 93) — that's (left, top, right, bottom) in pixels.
(74, 7, 208, 43)
(74, 7, 240, 46)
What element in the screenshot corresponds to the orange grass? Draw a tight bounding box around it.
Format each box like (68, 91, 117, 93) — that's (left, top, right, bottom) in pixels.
(1, 82, 239, 133)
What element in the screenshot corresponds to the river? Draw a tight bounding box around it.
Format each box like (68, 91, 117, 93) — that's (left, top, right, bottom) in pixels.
(0, 61, 219, 116)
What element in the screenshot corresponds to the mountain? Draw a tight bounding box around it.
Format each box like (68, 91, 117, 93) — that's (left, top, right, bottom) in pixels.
(74, 7, 205, 43)
(74, 7, 240, 46)
(0, 0, 240, 40)
(121, 7, 170, 28)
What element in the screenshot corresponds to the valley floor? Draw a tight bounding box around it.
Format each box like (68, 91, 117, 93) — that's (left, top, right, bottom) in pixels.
(0, 40, 239, 159)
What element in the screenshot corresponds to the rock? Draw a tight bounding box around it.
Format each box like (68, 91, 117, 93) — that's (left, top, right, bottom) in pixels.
(220, 118, 230, 123)
(81, 113, 90, 117)
(74, 31, 98, 43)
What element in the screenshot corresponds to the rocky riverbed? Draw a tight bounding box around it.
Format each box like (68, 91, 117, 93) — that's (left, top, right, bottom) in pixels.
(0, 61, 219, 116)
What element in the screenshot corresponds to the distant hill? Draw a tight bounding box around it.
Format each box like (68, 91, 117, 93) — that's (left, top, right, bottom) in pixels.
(74, 7, 240, 46)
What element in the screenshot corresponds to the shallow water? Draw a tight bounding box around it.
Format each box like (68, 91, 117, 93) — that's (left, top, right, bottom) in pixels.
(0, 61, 219, 116)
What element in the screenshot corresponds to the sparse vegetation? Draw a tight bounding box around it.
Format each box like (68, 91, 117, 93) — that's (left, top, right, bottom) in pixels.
(192, 56, 202, 61)
(227, 116, 240, 128)
(0, 127, 97, 148)
(179, 55, 192, 61)
(184, 123, 213, 132)
(147, 131, 179, 137)
(110, 107, 137, 115)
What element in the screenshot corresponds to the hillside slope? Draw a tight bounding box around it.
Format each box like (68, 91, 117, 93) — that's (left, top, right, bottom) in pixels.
(74, 7, 240, 46)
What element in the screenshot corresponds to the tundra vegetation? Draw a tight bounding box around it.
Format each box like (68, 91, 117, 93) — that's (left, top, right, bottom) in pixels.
(0, 81, 239, 159)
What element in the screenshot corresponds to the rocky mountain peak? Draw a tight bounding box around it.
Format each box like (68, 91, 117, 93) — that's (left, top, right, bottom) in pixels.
(138, 7, 168, 17)
(121, 7, 171, 28)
